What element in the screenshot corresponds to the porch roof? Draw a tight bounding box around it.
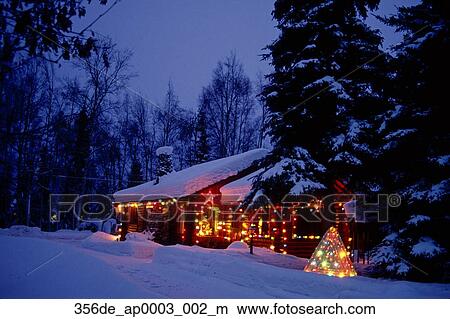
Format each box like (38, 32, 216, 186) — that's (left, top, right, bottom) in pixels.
(219, 169, 263, 201)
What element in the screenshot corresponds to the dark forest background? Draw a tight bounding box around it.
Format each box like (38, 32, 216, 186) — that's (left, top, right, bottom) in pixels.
(0, 0, 448, 280)
(0, 0, 269, 229)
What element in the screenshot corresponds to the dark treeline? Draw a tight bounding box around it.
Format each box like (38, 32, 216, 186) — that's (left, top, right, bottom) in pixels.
(0, 39, 267, 229)
(0, 1, 267, 231)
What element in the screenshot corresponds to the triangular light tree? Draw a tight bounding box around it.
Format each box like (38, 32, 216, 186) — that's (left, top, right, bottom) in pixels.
(304, 226, 356, 278)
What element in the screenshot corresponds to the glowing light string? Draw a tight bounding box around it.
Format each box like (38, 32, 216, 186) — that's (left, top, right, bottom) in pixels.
(304, 226, 356, 278)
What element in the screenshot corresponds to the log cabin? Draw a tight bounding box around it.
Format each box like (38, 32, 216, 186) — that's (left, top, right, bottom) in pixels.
(113, 148, 376, 259)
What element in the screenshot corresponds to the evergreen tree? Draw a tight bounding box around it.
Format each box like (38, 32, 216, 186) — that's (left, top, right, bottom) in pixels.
(70, 108, 91, 190)
(251, 147, 326, 204)
(260, 0, 388, 199)
(128, 159, 143, 188)
(65, 108, 91, 228)
(36, 145, 51, 229)
(155, 146, 174, 183)
(371, 0, 450, 281)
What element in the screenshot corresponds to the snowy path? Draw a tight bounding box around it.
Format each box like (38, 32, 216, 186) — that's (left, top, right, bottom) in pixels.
(0, 231, 449, 298)
(0, 236, 156, 298)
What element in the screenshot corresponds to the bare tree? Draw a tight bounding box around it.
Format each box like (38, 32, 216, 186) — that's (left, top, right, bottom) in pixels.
(74, 39, 133, 124)
(199, 53, 256, 158)
(132, 96, 157, 181)
(174, 109, 197, 169)
(157, 81, 181, 146)
(255, 72, 270, 148)
(4, 60, 46, 225)
(71, 38, 133, 184)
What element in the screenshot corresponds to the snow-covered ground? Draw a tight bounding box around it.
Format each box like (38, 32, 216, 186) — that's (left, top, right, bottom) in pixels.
(0, 227, 449, 298)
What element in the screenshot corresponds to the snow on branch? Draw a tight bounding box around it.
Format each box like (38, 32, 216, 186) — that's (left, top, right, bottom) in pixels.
(406, 215, 430, 226)
(156, 146, 174, 156)
(304, 76, 351, 100)
(258, 147, 325, 194)
(411, 237, 445, 258)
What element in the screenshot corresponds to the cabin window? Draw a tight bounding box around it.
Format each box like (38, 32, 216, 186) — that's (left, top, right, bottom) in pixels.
(292, 207, 321, 239)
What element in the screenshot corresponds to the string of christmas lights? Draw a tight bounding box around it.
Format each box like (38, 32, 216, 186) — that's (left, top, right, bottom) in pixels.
(304, 226, 357, 278)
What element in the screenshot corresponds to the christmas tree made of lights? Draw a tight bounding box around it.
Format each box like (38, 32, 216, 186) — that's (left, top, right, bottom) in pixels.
(304, 226, 357, 278)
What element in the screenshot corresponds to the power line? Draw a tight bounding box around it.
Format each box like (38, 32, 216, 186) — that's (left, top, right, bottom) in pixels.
(51, 174, 147, 184)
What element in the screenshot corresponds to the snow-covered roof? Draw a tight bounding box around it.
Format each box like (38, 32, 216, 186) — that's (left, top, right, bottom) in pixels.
(156, 146, 173, 156)
(114, 149, 268, 202)
(220, 169, 263, 201)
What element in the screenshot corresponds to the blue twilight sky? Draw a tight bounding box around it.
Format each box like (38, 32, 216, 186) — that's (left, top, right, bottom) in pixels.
(60, 0, 418, 109)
